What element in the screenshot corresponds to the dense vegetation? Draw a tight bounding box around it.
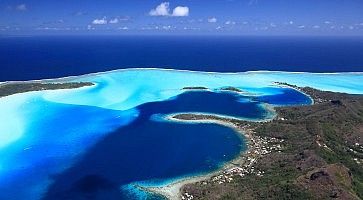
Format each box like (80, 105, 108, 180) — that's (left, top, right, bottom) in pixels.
(0, 82, 94, 98)
(182, 86, 208, 90)
(183, 88, 363, 200)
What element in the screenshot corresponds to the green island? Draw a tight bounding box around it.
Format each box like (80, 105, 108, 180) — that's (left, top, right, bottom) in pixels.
(220, 86, 245, 93)
(182, 86, 209, 90)
(0, 82, 94, 98)
(170, 85, 363, 200)
(1, 81, 362, 199)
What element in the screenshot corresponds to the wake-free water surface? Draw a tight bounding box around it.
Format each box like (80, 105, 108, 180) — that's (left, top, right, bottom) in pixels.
(0, 69, 361, 200)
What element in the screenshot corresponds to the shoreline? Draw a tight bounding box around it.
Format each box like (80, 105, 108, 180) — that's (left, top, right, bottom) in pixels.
(0, 82, 95, 99)
(144, 113, 282, 200)
(271, 82, 315, 105)
(172, 88, 363, 199)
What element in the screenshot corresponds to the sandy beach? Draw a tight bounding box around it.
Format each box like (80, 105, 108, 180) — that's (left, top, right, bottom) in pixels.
(143, 112, 283, 200)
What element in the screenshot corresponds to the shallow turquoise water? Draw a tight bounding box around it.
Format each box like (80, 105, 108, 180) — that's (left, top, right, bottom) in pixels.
(0, 69, 361, 199)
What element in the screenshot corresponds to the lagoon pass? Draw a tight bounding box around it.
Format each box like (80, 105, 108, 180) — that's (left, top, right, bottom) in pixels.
(0, 69, 362, 200)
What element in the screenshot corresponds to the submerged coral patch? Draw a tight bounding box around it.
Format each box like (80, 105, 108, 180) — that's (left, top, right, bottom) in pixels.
(0, 69, 362, 200)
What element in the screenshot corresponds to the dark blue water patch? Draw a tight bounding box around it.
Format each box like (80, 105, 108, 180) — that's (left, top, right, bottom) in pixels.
(0, 89, 312, 200)
(41, 91, 258, 200)
(43, 122, 242, 200)
(141, 91, 270, 119)
(0, 88, 309, 200)
(1, 36, 363, 81)
(40, 89, 312, 199)
(254, 87, 313, 106)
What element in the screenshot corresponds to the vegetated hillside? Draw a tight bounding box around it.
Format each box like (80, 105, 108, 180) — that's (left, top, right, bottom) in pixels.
(183, 88, 363, 200)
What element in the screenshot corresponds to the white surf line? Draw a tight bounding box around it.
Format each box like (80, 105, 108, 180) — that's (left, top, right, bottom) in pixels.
(1, 67, 362, 84)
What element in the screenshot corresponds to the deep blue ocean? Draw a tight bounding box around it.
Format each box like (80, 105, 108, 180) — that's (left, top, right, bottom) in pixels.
(1, 36, 363, 81)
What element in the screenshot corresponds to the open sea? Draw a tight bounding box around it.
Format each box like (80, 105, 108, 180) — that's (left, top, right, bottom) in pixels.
(0, 36, 363, 81)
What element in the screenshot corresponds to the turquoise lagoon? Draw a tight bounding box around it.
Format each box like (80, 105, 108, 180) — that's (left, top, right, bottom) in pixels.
(0, 69, 362, 199)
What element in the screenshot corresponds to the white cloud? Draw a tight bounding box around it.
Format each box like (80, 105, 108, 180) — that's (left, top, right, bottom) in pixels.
(92, 17, 107, 25)
(118, 26, 129, 30)
(149, 2, 189, 17)
(225, 20, 235, 25)
(172, 6, 189, 17)
(109, 18, 119, 24)
(313, 25, 320, 29)
(162, 25, 172, 30)
(16, 4, 27, 11)
(298, 25, 305, 29)
(208, 17, 217, 23)
(149, 2, 170, 16)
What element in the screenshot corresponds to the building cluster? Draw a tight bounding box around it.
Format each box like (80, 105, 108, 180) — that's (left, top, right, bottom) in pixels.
(352, 142, 362, 165)
(181, 192, 194, 200)
(206, 135, 284, 186)
(181, 119, 284, 200)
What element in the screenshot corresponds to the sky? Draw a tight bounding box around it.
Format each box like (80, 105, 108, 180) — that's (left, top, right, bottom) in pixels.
(1, 0, 363, 35)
